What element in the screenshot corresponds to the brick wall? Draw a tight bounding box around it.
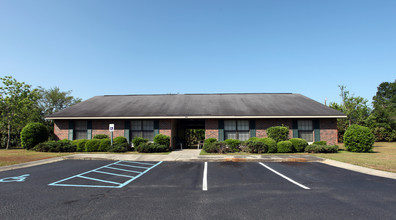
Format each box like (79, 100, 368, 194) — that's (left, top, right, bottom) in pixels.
(54, 120, 68, 140)
(159, 119, 172, 136)
(320, 118, 338, 145)
(205, 119, 218, 139)
(256, 119, 293, 139)
(92, 119, 124, 138)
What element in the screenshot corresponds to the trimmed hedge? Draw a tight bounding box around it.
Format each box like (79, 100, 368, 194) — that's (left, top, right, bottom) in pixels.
(75, 139, 89, 152)
(85, 139, 101, 152)
(313, 141, 327, 145)
(344, 125, 375, 152)
(108, 143, 127, 152)
(289, 138, 308, 152)
(259, 138, 277, 153)
(98, 139, 111, 152)
(136, 143, 169, 153)
(154, 134, 170, 148)
(132, 137, 148, 148)
(224, 139, 241, 152)
(204, 138, 217, 146)
(33, 139, 76, 152)
(246, 140, 267, 153)
(114, 136, 128, 150)
(277, 141, 293, 153)
(305, 144, 338, 153)
(93, 134, 109, 139)
(21, 123, 48, 149)
(267, 126, 289, 143)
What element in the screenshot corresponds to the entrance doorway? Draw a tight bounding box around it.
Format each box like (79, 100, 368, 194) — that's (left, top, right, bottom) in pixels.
(173, 119, 205, 149)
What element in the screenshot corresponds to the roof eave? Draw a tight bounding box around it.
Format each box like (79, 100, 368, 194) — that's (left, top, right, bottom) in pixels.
(46, 115, 347, 120)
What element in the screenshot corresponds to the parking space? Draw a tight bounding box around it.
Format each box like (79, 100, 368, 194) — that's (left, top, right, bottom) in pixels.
(0, 160, 395, 219)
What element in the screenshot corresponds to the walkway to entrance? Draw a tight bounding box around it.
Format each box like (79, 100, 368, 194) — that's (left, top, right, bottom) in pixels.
(167, 149, 201, 160)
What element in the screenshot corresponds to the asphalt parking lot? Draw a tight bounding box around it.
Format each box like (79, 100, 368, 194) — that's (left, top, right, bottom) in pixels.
(0, 160, 395, 219)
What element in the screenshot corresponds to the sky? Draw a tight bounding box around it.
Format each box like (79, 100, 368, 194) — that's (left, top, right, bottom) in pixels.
(1, 0, 395, 105)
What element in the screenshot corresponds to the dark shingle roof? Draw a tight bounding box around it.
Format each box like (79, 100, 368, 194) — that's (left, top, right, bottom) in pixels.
(46, 93, 346, 119)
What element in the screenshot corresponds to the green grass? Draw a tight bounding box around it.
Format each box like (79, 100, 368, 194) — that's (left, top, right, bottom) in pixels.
(313, 142, 396, 173)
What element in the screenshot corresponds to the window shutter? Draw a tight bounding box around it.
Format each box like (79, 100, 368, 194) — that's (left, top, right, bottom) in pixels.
(87, 120, 92, 139)
(249, 120, 256, 138)
(68, 121, 74, 140)
(292, 120, 298, 138)
(124, 120, 130, 143)
(313, 120, 320, 142)
(218, 120, 224, 141)
(154, 120, 159, 137)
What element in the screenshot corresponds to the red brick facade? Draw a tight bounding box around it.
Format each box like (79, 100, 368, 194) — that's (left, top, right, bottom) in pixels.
(205, 119, 218, 139)
(53, 118, 338, 144)
(256, 119, 293, 139)
(319, 118, 338, 145)
(54, 120, 68, 140)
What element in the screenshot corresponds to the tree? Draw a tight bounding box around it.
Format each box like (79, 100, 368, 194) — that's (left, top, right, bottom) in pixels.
(0, 76, 39, 149)
(38, 87, 82, 116)
(329, 85, 371, 142)
(369, 80, 396, 141)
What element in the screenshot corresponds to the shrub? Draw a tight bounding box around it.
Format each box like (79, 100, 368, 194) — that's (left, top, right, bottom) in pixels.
(258, 138, 277, 153)
(33, 140, 76, 152)
(247, 137, 259, 141)
(202, 141, 228, 153)
(58, 139, 77, 152)
(114, 136, 128, 150)
(204, 138, 217, 146)
(20, 123, 48, 149)
(76, 139, 89, 152)
(136, 143, 169, 153)
(107, 143, 127, 152)
(132, 137, 148, 148)
(98, 139, 111, 152)
(305, 144, 338, 153)
(344, 125, 375, 152)
(224, 139, 241, 152)
(246, 140, 267, 153)
(85, 139, 101, 152)
(277, 141, 294, 153)
(154, 134, 170, 148)
(93, 134, 109, 139)
(313, 141, 327, 145)
(267, 126, 289, 143)
(289, 138, 308, 152)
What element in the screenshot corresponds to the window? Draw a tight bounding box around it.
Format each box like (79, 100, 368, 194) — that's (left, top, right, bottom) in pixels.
(224, 120, 250, 141)
(74, 120, 87, 140)
(298, 120, 313, 142)
(131, 120, 154, 141)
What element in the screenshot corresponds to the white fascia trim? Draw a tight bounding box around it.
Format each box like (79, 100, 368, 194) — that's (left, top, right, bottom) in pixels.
(46, 115, 347, 120)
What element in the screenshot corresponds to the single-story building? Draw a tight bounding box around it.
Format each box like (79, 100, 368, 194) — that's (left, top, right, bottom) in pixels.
(46, 93, 346, 147)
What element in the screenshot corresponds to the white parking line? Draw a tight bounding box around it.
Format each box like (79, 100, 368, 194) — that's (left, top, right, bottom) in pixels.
(259, 162, 310, 190)
(203, 162, 208, 191)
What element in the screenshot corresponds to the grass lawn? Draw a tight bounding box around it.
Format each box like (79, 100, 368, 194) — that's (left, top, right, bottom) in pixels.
(0, 149, 171, 167)
(0, 149, 73, 167)
(313, 142, 396, 173)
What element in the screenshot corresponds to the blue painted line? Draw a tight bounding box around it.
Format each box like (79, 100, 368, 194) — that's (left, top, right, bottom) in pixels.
(115, 163, 151, 169)
(49, 160, 162, 188)
(50, 184, 121, 188)
(121, 161, 156, 166)
(77, 175, 121, 185)
(118, 161, 163, 188)
(92, 170, 134, 178)
(105, 166, 143, 173)
(48, 161, 121, 186)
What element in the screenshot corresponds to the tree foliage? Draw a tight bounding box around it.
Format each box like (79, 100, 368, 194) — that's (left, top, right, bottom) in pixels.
(0, 76, 40, 149)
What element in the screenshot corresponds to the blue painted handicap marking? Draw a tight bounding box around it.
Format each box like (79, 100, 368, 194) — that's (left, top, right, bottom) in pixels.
(0, 174, 30, 183)
(48, 161, 162, 188)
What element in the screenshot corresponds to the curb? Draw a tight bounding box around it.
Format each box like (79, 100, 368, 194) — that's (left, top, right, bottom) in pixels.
(0, 157, 65, 172)
(321, 159, 396, 180)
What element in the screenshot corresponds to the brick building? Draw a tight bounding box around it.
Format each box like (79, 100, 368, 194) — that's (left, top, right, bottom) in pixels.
(46, 93, 346, 147)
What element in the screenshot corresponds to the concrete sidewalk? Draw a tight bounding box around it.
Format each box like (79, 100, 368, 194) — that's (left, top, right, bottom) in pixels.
(64, 149, 325, 162)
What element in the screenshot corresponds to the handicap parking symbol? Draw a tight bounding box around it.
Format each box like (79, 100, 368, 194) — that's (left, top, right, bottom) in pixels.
(0, 174, 30, 183)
